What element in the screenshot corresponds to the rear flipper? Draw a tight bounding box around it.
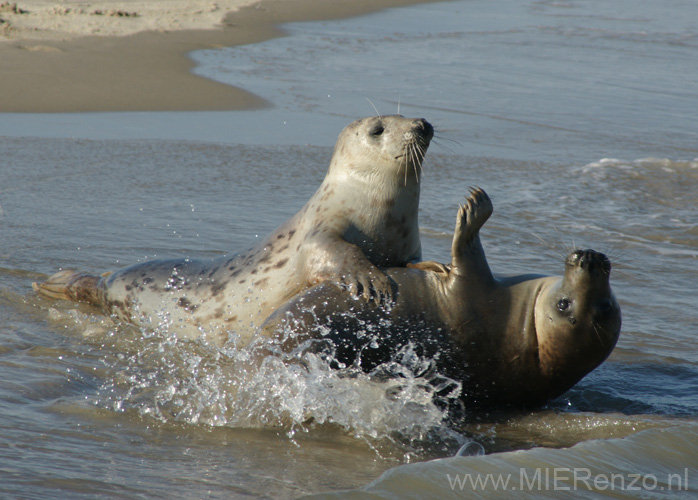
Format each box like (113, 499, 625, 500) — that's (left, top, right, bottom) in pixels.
(32, 270, 103, 306)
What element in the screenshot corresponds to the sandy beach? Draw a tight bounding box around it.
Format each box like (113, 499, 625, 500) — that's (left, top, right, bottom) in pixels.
(0, 0, 433, 112)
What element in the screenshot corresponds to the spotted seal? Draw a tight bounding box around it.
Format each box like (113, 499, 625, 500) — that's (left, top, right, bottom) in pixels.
(33, 115, 434, 345)
(262, 188, 622, 410)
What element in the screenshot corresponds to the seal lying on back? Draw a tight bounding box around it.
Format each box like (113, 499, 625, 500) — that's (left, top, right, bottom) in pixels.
(262, 188, 622, 410)
(33, 115, 434, 345)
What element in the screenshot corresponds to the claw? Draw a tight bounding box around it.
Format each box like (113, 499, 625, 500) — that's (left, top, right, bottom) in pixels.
(335, 268, 393, 307)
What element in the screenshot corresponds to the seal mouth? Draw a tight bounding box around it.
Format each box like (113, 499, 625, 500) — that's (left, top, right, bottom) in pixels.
(566, 249, 611, 274)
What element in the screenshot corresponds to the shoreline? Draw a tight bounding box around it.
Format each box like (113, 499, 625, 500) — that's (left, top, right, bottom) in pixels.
(0, 0, 438, 113)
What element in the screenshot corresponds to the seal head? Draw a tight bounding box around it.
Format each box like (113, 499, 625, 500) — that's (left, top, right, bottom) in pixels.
(533, 249, 621, 394)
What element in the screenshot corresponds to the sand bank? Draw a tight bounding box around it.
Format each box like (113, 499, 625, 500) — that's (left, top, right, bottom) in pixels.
(0, 0, 434, 112)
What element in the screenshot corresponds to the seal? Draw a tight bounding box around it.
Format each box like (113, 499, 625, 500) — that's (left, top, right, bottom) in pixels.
(33, 115, 434, 345)
(262, 188, 622, 410)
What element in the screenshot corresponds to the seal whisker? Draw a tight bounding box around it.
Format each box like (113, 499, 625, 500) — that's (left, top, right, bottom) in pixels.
(592, 322, 606, 348)
(431, 137, 458, 155)
(531, 232, 568, 261)
(404, 154, 409, 186)
(366, 98, 382, 118)
(601, 244, 631, 275)
(413, 143, 422, 182)
(410, 146, 418, 184)
(431, 125, 462, 154)
(606, 265, 634, 280)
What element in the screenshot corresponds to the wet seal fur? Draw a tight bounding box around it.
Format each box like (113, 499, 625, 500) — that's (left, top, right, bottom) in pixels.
(33, 115, 434, 345)
(262, 188, 622, 410)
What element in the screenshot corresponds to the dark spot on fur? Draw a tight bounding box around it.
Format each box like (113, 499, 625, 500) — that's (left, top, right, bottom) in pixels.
(239, 279, 246, 284)
(128, 279, 142, 292)
(288, 229, 296, 239)
(277, 233, 285, 239)
(253, 277, 269, 287)
(225, 315, 238, 323)
(274, 258, 289, 269)
(210, 282, 226, 297)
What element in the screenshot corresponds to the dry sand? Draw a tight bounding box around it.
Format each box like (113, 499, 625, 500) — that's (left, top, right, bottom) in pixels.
(0, 0, 433, 112)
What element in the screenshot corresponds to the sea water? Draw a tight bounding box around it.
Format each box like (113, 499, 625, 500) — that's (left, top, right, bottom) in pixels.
(1, 0, 697, 498)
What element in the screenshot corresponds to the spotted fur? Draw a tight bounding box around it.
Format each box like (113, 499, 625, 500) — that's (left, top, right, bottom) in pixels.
(33, 115, 434, 346)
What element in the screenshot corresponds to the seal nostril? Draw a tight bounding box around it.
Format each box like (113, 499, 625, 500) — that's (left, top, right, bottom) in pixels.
(567, 249, 611, 273)
(413, 119, 434, 138)
(577, 250, 612, 273)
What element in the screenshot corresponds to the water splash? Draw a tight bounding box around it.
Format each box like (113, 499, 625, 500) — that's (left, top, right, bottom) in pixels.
(85, 312, 465, 455)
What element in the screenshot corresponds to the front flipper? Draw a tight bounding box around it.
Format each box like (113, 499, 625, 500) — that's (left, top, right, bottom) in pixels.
(306, 240, 395, 305)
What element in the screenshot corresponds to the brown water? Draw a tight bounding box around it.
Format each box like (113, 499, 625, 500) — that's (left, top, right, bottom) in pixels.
(1, 137, 696, 498)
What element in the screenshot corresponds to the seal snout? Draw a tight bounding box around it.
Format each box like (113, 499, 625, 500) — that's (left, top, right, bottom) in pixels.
(567, 249, 611, 274)
(404, 118, 434, 144)
(395, 118, 434, 169)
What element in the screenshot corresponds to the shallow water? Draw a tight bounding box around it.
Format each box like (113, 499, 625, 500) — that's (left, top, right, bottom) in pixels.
(2, 139, 697, 498)
(2, 0, 698, 498)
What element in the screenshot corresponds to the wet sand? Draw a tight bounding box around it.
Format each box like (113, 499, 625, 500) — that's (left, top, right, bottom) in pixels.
(0, 0, 436, 112)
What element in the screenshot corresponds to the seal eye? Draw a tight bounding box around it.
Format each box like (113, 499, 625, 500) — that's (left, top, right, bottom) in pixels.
(369, 124, 384, 137)
(557, 298, 570, 312)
